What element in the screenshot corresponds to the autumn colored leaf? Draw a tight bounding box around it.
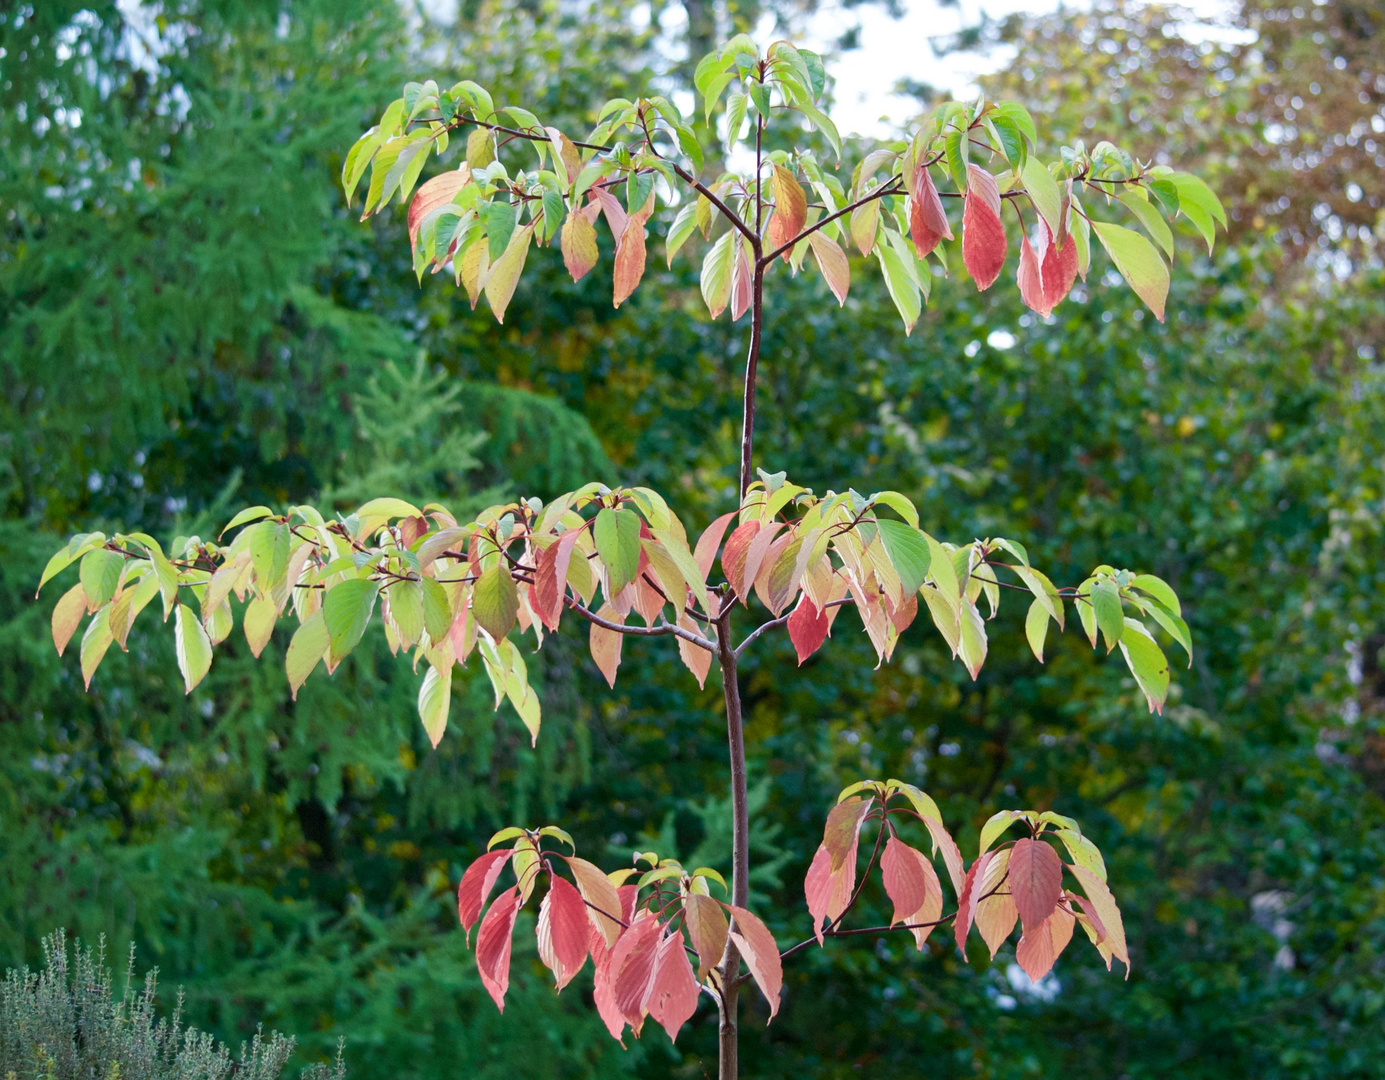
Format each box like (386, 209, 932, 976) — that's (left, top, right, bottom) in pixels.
(51, 583, 86, 656)
(880, 835, 933, 926)
(1009, 837, 1064, 933)
(613, 196, 653, 308)
(534, 530, 578, 630)
(1015, 904, 1076, 982)
(475, 886, 523, 1010)
(974, 849, 1019, 958)
(676, 612, 713, 688)
(1070, 863, 1131, 976)
(561, 211, 599, 282)
(726, 904, 782, 1019)
(536, 874, 591, 990)
(807, 231, 850, 305)
(822, 795, 872, 871)
(908, 164, 952, 258)
(458, 849, 513, 937)
(589, 185, 627, 239)
(1017, 233, 1045, 314)
(962, 164, 1007, 291)
(589, 603, 625, 687)
(693, 511, 736, 580)
(954, 848, 993, 955)
(730, 237, 753, 321)
(482, 220, 534, 323)
(766, 163, 807, 256)
(407, 167, 470, 251)
(720, 519, 760, 596)
(683, 892, 729, 982)
(1041, 227, 1079, 310)
(568, 856, 624, 947)
(739, 521, 785, 605)
(644, 930, 700, 1042)
(787, 593, 829, 664)
(804, 844, 851, 945)
(610, 915, 662, 1033)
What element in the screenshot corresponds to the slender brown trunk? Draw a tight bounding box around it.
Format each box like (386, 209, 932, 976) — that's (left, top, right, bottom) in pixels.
(714, 605, 748, 1080)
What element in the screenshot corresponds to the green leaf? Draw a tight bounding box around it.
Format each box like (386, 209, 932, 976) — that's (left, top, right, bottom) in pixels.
(357, 497, 425, 520)
(797, 101, 840, 159)
(874, 238, 921, 334)
(174, 602, 213, 694)
(80, 549, 122, 610)
(665, 201, 699, 267)
(324, 578, 380, 666)
(701, 229, 736, 318)
(486, 200, 518, 261)
(472, 563, 518, 641)
(1092, 578, 1124, 651)
(80, 607, 113, 689)
(1130, 572, 1180, 616)
(1021, 157, 1063, 239)
(594, 507, 642, 597)
(1173, 171, 1226, 226)
(1137, 595, 1193, 666)
(1119, 618, 1171, 714)
(876, 519, 929, 594)
(390, 578, 424, 644)
(219, 505, 274, 538)
(1119, 189, 1174, 257)
(1025, 598, 1049, 662)
(871, 491, 919, 530)
(1054, 828, 1108, 881)
(285, 611, 329, 698)
(1091, 219, 1169, 322)
(979, 810, 1025, 855)
(250, 520, 290, 589)
(418, 662, 452, 748)
(483, 220, 534, 324)
(422, 578, 452, 642)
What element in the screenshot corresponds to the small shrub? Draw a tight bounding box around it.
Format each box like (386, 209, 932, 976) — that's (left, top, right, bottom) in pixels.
(0, 932, 343, 1080)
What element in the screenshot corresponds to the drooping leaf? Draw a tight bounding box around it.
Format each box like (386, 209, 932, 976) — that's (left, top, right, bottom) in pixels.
(1091, 578, 1124, 651)
(880, 836, 931, 926)
(417, 662, 452, 747)
(613, 196, 653, 308)
(1091, 219, 1169, 322)
(243, 595, 277, 658)
(408, 167, 470, 250)
(174, 603, 213, 694)
(766, 163, 807, 255)
(80, 549, 122, 611)
(908, 164, 952, 257)
(807, 231, 849, 306)
(1025, 597, 1049, 662)
(51, 583, 87, 656)
(323, 578, 379, 666)
(458, 849, 512, 936)
(561, 211, 599, 282)
(609, 915, 661, 1033)
(683, 892, 729, 982)
(1008, 837, 1064, 933)
(1017, 233, 1047, 315)
(1015, 905, 1076, 982)
(285, 611, 329, 699)
(804, 843, 851, 944)
(822, 795, 872, 871)
(725, 904, 782, 1018)
(475, 886, 523, 1010)
(537, 874, 591, 991)
(1040, 226, 1079, 311)
(483, 220, 535, 324)
(1069, 864, 1130, 976)
(962, 164, 1007, 291)
(700, 229, 736, 318)
(787, 594, 829, 664)
(568, 857, 624, 947)
(644, 930, 700, 1042)
(1119, 618, 1171, 713)
(589, 603, 625, 687)
(472, 563, 519, 642)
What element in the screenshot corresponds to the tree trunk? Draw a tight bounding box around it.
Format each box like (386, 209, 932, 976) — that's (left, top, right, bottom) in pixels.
(714, 605, 748, 1080)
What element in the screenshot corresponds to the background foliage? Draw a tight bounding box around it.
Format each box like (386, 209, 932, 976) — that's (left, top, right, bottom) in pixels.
(2, 1, 1382, 1077)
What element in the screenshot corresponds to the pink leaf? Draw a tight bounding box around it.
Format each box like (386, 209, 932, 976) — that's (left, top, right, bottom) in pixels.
(610, 914, 662, 1034)
(644, 929, 700, 1042)
(962, 164, 1007, 291)
(804, 843, 851, 944)
(954, 849, 994, 956)
(694, 512, 737, 581)
(880, 836, 931, 926)
(787, 594, 829, 664)
(475, 886, 522, 1011)
(457, 849, 512, 937)
(720, 520, 761, 598)
(1017, 233, 1048, 316)
(408, 168, 470, 251)
(1041, 227, 1079, 311)
(590, 924, 627, 1044)
(536, 874, 591, 990)
(1015, 904, 1076, 982)
(725, 904, 782, 1019)
(1008, 838, 1064, 933)
(822, 796, 873, 871)
(908, 164, 953, 257)
(730, 239, 753, 322)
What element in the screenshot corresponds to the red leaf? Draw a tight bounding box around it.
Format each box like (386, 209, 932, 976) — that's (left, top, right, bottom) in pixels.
(1040, 227, 1079, 311)
(880, 836, 932, 926)
(962, 165, 1007, 291)
(589, 186, 627, 238)
(458, 849, 512, 937)
(804, 843, 851, 944)
(590, 923, 627, 1044)
(1015, 904, 1076, 982)
(534, 530, 578, 631)
(725, 904, 782, 1019)
(1017, 233, 1048, 316)
(536, 874, 591, 990)
(610, 914, 661, 1033)
(475, 886, 522, 1011)
(694, 512, 737, 581)
(1008, 838, 1064, 933)
(738, 521, 786, 605)
(720, 520, 760, 599)
(408, 168, 470, 251)
(644, 929, 700, 1042)
(908, 164, 952, 258)
(787, 594, 829, 664)
(954, 848, 994, 956)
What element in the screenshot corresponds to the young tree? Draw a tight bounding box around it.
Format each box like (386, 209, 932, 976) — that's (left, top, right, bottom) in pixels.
(38, 37, 1221, 1079)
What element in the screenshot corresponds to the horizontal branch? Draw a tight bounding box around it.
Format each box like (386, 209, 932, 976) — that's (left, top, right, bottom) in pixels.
(566, 597, 717, 652)
(733, 596, 853, 658)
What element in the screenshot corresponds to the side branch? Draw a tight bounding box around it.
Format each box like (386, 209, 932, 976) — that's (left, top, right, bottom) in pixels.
(566, 597, 717, 652)
(734, 597, 854, 658)
(763, 176, 904, 264)
(670, 162, 760, 247)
